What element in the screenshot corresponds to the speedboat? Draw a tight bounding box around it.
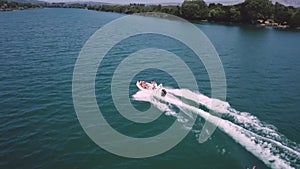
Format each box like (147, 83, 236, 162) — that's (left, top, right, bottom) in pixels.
(136, 80, 167, 97)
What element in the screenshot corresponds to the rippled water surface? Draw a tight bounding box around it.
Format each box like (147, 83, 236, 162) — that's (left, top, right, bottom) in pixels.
(1, 8, 300, 169)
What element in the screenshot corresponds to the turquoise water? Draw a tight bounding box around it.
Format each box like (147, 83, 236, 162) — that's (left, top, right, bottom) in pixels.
(1, 8, 300, 169)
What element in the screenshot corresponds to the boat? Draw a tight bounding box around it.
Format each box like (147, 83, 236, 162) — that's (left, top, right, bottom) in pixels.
(136, 80, 167, 97)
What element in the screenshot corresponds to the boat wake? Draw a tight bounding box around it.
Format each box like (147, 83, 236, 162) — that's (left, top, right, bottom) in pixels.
(132, 87, 300, 169)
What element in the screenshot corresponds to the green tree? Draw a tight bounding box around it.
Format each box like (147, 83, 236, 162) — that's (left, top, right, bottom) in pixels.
(274, 2, 293, 24)
(290, 11, 300, 28)
(241, 0, 274, 23)
(208, 4, 226, 21)
(181, 0, 208, 20)
(227, 5, 242, 22)
(161, 6, 180, 16)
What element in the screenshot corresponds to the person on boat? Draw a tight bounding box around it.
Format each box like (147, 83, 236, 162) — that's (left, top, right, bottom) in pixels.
(161, 89, 167, 96)
(142, 81, 148, 89)
(151, 81, 157, 90)
(140, 81, 146, 88)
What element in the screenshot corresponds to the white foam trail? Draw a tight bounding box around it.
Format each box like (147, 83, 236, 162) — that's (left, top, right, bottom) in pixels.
(168, 88, 300, 150)
(165, 93, 299, 168)
(133, 88, 300, 169)
(132, 91, 176, 116)
(167, 88, 231, 114)
(132, 90, 195, 129)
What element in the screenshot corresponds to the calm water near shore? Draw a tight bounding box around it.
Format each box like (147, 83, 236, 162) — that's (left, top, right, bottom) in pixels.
(0, 8, 300, 169)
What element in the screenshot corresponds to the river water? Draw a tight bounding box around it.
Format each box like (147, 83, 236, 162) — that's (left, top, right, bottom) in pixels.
(0, 8, 300, 169)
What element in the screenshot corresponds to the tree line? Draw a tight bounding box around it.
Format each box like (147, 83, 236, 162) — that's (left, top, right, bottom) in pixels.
(1, 0, 299, 28)
(87, 0, 300, 28)
(0, 0, 41, 11)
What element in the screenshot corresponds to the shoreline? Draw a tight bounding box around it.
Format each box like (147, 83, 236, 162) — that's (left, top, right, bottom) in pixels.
(1, 4, 299, 31)
(0, 7, 42, 12)
(82, 1, 300, 31)
(94, 9, 300, 31)
(0, 0, 42, 12)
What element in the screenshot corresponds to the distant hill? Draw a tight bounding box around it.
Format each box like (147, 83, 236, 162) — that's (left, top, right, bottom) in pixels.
(11, 0, 45, 4)
(204, 0, 243, 5)
(9, 0, 300, 8)
(271, 0, 300, 7)
(9, 0, 110, 5)
(204, 0, 300, 7)
(62, 1, 110, 5)
(132, 2, 181, 6)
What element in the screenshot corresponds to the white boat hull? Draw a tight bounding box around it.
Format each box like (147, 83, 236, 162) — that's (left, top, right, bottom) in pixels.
(136, 81, 166, 96)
